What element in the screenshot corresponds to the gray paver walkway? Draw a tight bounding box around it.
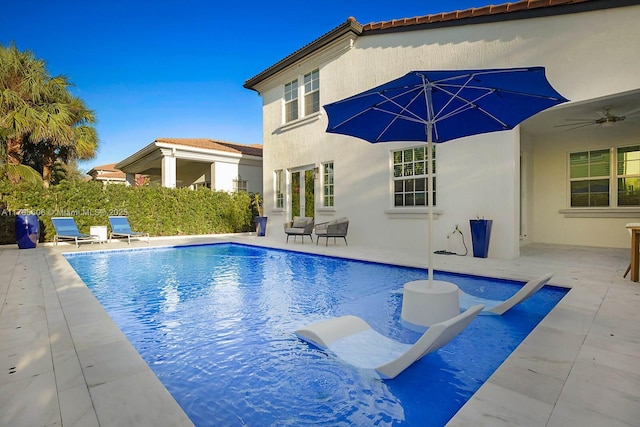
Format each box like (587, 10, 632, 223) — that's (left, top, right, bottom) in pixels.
(1, 234, 638, 426)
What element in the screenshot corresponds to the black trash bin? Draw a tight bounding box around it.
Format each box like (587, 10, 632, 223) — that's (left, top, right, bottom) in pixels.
(16, 214, 39, 249)
(469, 219, 492, 258)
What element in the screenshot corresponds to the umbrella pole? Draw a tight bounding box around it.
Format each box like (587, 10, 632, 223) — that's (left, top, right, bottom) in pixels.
(427, 122, 434, 287)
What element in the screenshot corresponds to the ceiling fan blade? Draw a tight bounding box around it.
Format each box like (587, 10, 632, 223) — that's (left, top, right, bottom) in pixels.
(554, 121, 595, 127)
(564, 122, 607, 131)
(621, 106, 640, 117)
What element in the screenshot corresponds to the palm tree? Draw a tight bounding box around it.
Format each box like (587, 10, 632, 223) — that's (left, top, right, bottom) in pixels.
(0, 44, 98, 186)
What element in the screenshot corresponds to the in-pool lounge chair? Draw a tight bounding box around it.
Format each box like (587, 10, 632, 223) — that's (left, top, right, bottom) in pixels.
(51, 217, 99, 248)
(284, 216, 314, 243)
(459, 272, 554, 315)
(294, 304, 483, 379)
(108, 216, 150, 244)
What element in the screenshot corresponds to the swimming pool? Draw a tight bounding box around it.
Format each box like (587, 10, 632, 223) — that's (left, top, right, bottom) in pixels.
(65, 243, 567, 426)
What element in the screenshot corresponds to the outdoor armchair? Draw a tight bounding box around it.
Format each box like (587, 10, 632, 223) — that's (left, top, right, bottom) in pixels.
(315, 217, 349, 246)
(284, 216, 314, 243)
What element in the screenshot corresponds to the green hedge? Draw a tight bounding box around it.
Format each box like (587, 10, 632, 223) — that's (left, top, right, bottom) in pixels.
(0, 180, 258, 244)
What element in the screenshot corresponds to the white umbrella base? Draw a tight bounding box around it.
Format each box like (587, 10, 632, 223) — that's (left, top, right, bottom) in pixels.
(401, 280, 460, 327)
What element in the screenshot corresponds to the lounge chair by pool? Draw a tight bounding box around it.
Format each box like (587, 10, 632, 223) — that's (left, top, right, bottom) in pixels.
(294, 304, 483, 379)
(108, 216, 150, 244)
(51, 217, 99, 248)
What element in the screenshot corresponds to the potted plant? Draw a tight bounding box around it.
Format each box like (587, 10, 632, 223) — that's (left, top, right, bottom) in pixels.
(251, 193, 267, 236)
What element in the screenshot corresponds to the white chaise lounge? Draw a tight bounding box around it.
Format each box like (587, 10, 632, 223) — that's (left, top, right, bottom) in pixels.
(294, 304, 483, 379)
(459, 273, 554, 315)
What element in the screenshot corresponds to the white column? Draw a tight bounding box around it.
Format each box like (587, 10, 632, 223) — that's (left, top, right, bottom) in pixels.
(210, 162, 216, 190)
(125, 173, 136, 187)
(161, 152, 177, 188)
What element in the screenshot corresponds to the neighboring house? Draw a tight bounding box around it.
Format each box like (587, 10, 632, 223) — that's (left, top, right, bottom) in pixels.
(244, 0, 640, 258)
(116, 138, 263, 192)
(86, 163, 128, 185)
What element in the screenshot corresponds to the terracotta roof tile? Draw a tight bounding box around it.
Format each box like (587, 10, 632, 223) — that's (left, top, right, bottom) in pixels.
(361, 0, 591, 31)
(154, 138, 263, 157)
(96, 171, 126, 180)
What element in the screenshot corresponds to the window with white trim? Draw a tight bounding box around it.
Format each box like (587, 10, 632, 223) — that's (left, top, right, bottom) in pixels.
(283, 69, 319, 123)
(392, 146, 436, 207)
(275, 169, 284, 209)
(322, 162, 334, 207)
(284, 79, 298, 122)
(569, 145, 640, 207)
(304, 69, 319, 115)
(233, 177, 247, 193)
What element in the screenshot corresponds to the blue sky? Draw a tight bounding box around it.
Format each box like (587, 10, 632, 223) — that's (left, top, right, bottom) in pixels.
(2, 0, 489, 172)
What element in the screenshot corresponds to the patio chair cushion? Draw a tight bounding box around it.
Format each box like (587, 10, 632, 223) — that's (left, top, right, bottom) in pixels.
(292, 218, 310, 228)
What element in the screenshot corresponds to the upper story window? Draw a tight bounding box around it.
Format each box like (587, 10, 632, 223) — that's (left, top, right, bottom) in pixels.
(569, 145, 640, 207)
(392, 146, 436, 207)
(274, 169, 284, 209)
(322, 162, 334, 207)
(304, 69, 320, 115)
(284, 79, 299, 122)
(283, 69, 319, 123)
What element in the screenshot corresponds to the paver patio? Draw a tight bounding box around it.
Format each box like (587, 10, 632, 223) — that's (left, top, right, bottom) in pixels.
(1, 234, 638, 426)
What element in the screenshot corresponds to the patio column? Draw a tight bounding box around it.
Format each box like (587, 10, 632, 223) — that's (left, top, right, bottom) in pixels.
(125, 173, 136, 187)
(210, 162, 216, 191)
(161, 149, 177, 188)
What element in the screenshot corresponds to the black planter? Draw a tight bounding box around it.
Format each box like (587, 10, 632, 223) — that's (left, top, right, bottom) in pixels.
(256, 216, 268, 237)
(16, 214, 39, 249)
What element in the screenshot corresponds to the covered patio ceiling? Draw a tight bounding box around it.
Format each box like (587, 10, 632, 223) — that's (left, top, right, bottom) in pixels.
(523, 88, 640, 136)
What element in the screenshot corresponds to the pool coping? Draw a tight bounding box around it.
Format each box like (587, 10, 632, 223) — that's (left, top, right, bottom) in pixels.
(1, 234, 638, 426)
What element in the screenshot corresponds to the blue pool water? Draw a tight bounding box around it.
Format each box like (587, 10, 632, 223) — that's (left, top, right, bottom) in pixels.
(65, 243, 568, 426)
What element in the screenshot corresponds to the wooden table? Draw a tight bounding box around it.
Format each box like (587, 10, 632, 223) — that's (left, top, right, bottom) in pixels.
(627, 225, 640, 281)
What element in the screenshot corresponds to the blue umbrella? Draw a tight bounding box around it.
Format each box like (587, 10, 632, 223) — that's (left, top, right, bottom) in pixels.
(324, 67, 568, 284)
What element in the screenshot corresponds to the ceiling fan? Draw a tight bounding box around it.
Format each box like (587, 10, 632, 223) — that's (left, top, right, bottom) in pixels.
(556, 106, 640, 130)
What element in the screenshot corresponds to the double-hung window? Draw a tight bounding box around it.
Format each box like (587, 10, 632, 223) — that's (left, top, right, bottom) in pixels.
(283, 69, 319, 123)
(284, 79, 298, 122)
(322, 162, 334, 207)
(275, 169, 284, 209)
(569, 145, 640, 207)
(393, 146, 436, 207)
(304, 69, 319, 115)
(617, 145, 640, 206)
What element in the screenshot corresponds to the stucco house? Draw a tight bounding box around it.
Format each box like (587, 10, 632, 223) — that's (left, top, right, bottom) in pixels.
(116, 138, 263, 192)
(244, 0, 640, 258)
(86, 163, 127, 185)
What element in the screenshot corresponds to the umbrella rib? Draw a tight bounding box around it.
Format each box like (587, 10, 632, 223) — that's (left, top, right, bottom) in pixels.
(435, 86, 509, 128)
(328, 86, 427, 131)
(416, 72, 509, 128)
(373, 88, 429, 140)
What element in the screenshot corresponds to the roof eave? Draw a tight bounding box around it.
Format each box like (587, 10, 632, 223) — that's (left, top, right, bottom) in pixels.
(362, 0, 637, 34)
(243, 18, 363, 92)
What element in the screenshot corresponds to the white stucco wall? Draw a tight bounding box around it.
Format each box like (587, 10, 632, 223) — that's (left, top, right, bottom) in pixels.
(254, 4, 640, 256)
(529, 123, 639, 248)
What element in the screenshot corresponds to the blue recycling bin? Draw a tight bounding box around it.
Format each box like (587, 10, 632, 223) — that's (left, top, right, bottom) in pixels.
(15, 214, 39, 249)
(255, 216, 268, 237)
(470, 219, 492, 258)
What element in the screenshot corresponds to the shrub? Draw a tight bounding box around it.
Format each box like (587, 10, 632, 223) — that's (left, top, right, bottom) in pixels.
(0, 180, 256, 244)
